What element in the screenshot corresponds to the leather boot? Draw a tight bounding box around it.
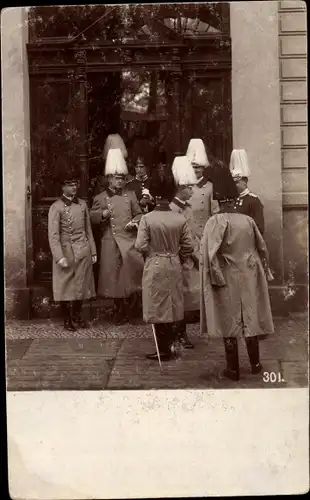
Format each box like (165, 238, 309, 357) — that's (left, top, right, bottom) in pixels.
(146, 324, 174, 361)
(113, 298, 128, 325)
(176, 320, 194, 349)
(72, 300, 89, 328)
(245, 336, 262, 374)
(61, 302, 76, 332)
(223, 337, 240, 381)
(126, 293, 142, 322)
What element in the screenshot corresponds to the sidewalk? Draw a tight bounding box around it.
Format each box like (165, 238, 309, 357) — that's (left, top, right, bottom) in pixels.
(5, 315, 308, 390)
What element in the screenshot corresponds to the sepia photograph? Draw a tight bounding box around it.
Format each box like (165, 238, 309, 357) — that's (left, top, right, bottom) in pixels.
(2, 1, 308, 497)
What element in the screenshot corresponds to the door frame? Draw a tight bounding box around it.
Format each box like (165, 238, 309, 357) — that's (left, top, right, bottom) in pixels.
(27, 15, 232, 292)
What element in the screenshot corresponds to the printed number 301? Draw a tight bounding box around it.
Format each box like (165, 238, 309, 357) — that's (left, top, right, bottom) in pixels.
(263, 372, 285, 383)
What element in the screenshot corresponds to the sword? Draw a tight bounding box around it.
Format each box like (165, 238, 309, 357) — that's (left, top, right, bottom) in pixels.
(151, 324, 162, 370)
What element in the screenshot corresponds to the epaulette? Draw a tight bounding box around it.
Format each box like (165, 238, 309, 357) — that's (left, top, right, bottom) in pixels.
(248, 192, 258, 198)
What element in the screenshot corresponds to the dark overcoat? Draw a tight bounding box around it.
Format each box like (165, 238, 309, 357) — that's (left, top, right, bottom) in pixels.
(234, 190, 265, 235)
(126, 176, 156, 213)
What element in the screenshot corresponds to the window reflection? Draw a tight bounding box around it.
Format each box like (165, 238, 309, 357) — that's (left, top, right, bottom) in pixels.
(121, 70, 168, 118)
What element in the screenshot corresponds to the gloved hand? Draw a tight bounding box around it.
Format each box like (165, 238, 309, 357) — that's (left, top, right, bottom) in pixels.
(58, 257, 69, 268)
(102, 208, 111, 219)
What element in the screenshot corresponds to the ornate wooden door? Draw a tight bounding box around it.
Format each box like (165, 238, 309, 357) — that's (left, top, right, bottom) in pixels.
(27, 3, 231, 293)
(30, 71, 88, 286)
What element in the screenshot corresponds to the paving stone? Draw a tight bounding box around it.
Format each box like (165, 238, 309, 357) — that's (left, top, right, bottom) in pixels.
(5, 316, 308, 390)
(67, 339, 122, 358)
(280, 361, 308, 388)
(5, 339, 33, 361)
(6, 357, 114, 391)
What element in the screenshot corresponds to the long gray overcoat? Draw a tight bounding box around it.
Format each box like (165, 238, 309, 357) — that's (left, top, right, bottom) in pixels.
(189, 177, 219, 238)
(48, 197, 96, 302)
(200, 212, 274, 339)
(169, 198, 201, 312)
(90, 189, 144, 298)
(135, 207, 194, 323)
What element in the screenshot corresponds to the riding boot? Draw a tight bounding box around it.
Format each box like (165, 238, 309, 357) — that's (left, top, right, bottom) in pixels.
(113, 298, 128, 325)
(146, 324, 174, 361)
(61, 301, 76, 331)
(176, 319, 194, 349)
(223, 337, 240, 381)
(126, 292, 142, 322)
(245, 336, 262, 374)
(168, 322, 180, 357)
(72, 300, 89, 328)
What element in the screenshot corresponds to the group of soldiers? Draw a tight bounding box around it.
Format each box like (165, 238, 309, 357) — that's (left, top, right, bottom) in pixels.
(48, 134, 274, 381)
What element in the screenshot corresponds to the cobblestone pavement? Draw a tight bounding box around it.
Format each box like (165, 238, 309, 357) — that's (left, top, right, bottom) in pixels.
(5, 315, 308, 390)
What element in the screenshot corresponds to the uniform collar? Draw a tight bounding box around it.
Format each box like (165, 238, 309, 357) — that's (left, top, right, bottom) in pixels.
(107, 187, 123, 197)
(172, 197, 191, 209)
(136, 174, 148, 183)
(154, 199, 171, 211)
(61, 194, 79, 206)
(238, 188, 250, 198)
(196, 176, 208, 188)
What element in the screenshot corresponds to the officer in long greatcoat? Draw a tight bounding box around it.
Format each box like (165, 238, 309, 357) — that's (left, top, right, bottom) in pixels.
(200, 165, 274, 381)
(229, 149, 265, 235)
(48, 173, 97, 331)
(169, 156, 200, 349)
(186, 138, 220, 238)
(135, 177, 194, 361)
(90, 148, 144, 323)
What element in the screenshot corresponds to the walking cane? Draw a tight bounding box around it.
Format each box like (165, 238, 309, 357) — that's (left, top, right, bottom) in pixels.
(151, 324, 162, 370)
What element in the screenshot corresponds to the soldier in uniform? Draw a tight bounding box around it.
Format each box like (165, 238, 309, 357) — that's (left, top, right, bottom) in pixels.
(200, 165, 274, 381)
(48, 173, 97, 331)
(169, 156, 200, 349)
(90, 148, 144, 324)
(135, 176, 194, 361)
(229, 149, 265, 235)
(126, 156, 156, 213)
(186, 138, 220, 239)
(90, 133, 128, 289)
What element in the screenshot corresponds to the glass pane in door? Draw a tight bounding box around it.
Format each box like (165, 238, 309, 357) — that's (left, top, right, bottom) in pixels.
(120, 70, 170, 173)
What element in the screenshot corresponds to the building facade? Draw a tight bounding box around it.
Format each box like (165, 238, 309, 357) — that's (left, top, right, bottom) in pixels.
(3, 2, 308, 319)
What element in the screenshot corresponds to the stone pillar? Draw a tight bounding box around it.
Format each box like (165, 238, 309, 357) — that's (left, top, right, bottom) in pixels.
(2, 8, 32, 318)
(230, 2, 285, 313)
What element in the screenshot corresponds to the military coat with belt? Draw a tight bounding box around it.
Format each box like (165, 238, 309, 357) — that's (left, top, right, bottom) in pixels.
(135, 203, 194, 324)
(90, 188, 144, 298)
(48, 196, 96, 302)
(169, 196, 200, 312)
(189, 175, 220, 238)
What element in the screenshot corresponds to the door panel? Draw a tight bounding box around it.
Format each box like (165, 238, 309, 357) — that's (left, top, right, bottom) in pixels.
(181, 72, 232, 165)
(30, 77, 75, 284)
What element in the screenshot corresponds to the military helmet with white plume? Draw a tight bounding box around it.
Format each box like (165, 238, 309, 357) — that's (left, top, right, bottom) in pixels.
(103, 133, 128, 160)
(105, 148, 128, 176)
(229, 149, 250, 180)
(172, 156, 197, 186)
(186, 138, 210, 167)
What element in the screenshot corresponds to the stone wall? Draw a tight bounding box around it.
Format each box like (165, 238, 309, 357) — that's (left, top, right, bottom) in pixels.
(278, 0, 308, 311)
(2, 8, 32, 318)
(230, 1, 287, 313)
